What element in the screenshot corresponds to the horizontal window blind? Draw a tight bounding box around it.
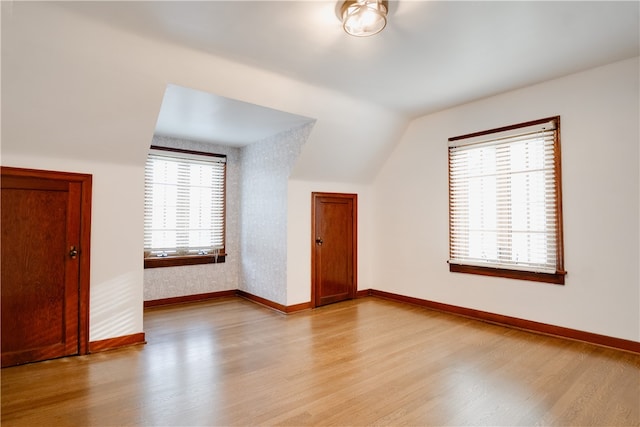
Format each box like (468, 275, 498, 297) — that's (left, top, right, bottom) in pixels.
(144, 148, 226, 256)
(448, 119, 561, 274)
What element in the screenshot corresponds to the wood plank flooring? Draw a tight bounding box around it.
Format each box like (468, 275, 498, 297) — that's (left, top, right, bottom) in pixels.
(2, 297, 639, 426)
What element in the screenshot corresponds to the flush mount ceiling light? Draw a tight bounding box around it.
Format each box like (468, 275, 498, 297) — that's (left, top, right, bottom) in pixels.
(339, 0, 389, 37)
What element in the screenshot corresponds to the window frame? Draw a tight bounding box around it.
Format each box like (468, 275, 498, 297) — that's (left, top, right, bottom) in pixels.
(447, 116, 566, 285)
(143, 145, 227, 269)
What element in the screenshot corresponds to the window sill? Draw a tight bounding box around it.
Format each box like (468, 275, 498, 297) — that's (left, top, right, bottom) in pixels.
(449, 263, 565, 285)
(144, 254, 226, 269)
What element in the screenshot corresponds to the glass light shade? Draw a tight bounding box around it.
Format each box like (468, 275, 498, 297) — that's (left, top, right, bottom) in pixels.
(341, 0, 388, 37)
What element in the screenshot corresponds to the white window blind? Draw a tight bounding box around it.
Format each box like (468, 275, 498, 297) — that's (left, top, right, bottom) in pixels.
(448, 118, 562, 274)
(144, 148, 226, 257)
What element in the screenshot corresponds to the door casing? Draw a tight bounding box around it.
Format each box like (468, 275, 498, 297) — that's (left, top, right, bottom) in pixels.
(1, 166, 92, 365)
(311, 192, 357, 308)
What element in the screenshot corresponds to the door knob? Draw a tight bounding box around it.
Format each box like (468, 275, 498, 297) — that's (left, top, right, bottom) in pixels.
(315, 238, 323, 246)
(69, 246, 78, 259)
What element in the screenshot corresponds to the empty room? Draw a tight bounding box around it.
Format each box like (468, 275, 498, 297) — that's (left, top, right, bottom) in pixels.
(1, 1, 639, 426)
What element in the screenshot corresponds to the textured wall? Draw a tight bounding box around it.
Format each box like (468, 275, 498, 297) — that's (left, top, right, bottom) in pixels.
(143, 135, 241, 300)
(144, 123, 314, 303)
(239, 123, 313, 305)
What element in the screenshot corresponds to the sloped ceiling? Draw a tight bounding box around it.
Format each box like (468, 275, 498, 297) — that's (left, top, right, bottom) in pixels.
(2, 1, 639, 182)
(1, 1, 405, 182)
(155, 84, 314, 147)
(56, 1, 639, 117)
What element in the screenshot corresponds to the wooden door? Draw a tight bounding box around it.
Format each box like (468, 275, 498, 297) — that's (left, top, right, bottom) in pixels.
(1, 167, 91, 367)
(311, 192, 357, 307)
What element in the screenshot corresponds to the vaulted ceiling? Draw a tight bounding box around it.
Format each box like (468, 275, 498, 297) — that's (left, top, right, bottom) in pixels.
(54, 1, 639, 145)
(3, 1, 638, 182)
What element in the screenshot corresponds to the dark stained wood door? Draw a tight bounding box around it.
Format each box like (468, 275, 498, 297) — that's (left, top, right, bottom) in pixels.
(1, 167, 91, 367)
(311, 193, 357, 307)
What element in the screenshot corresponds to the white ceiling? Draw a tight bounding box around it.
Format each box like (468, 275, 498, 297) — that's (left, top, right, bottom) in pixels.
(155, 84, 314, 146)
(57, 1, 639, 146)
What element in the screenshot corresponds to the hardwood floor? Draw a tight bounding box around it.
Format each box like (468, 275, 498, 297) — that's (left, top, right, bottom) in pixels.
(2, 297, 639, 426)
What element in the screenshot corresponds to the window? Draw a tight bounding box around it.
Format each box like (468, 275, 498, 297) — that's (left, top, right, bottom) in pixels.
(448, 117, 565, 284)
(144, 146, 226, 268)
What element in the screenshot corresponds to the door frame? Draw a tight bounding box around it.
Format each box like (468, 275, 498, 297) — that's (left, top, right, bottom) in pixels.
(1, 166, 92, 356)
(310, 192, 357, 308)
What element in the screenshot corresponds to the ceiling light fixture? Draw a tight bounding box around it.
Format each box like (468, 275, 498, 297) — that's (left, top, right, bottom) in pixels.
(340, 0, 389, 37)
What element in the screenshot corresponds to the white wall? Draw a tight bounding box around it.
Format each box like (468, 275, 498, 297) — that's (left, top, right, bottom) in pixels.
(1, 2, 405, 341)
(372, 57, 640, 341)
(0, 153, 145, 342)
(287, 180, 374, 306)
(4, 2, 636, 344)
